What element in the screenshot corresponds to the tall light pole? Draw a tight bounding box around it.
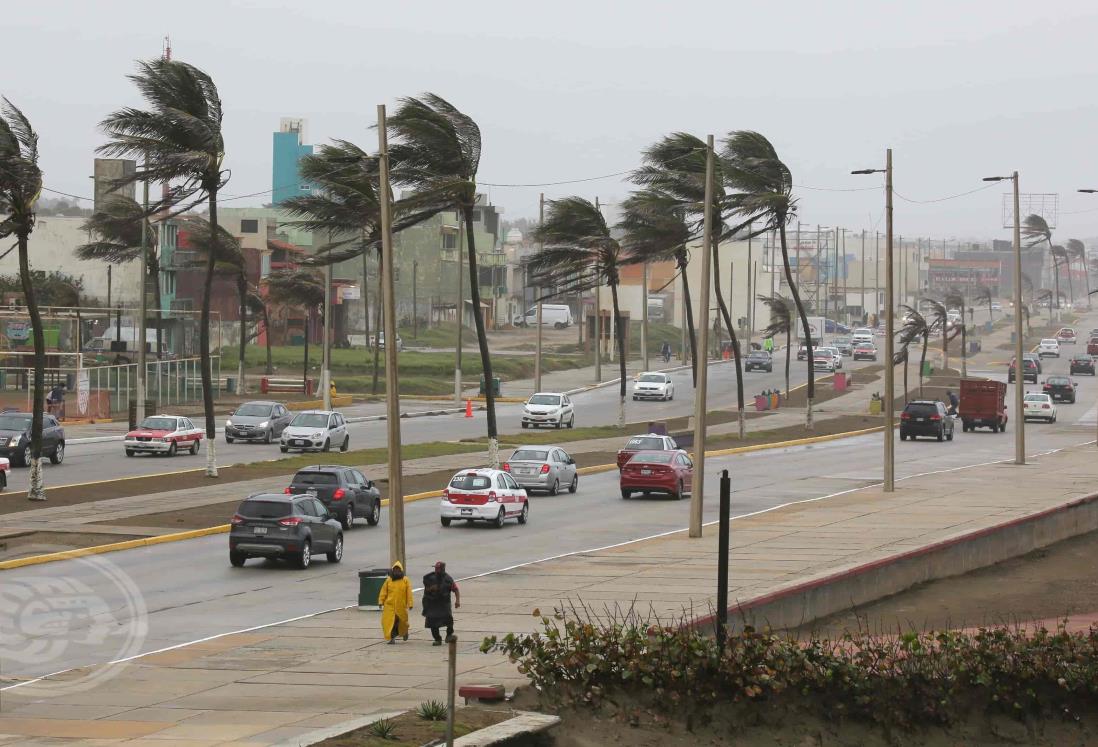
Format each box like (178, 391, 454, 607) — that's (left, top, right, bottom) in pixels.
(860, 229, 867, 324)
(322, 259, 332, 410)
(689, 134, 715, 539)
(535, 193, 544, 393)
(853, 150, 895, 492)
(1077, 189, 1098, 447)
(594, 197, 602, 383)
(445, 222, 464, 404)
(985, 173, 1025, 465)
(136, 158, 149, 423)
(641, 262, 650, 371)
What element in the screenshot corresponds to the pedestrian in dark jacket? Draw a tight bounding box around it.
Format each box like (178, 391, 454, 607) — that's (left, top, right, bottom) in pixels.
(422, 561, 460, 645)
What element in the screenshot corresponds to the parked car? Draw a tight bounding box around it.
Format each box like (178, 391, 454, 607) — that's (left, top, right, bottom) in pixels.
(852, 343, 878, 361)
(616, 433, 679, 470)
(1022, 392, 1057, 423)
(1008, 357, 1039, 384)
(513, 304, 573, 329)
(831, 337, 854, 356)
(1070, 354, 1096, 375)
(229, 493, 343, 568)
(991, 302, 1002, 311)
(959, 378, 1007, 432)
(521, 392, 575, 429)
(0, 457, 9, 490)
(744, 350, 773, 372)
(1042, 376, 1077, 404)
(632, 372, 674, 401)
(797, 344, 812, 361)
(899, 400, 955, 442)
(1056, 328, 1077, 345)
(1038, 338, 1060, 358)
(813, 354, 835, 373)
(502, 446, 578, 495)
(0, 412, 65, 467)
(440, 468, 528, 527)
(279, 410, 349, 453)
(225, 400, 293, 444)
(123, 415, 201, 458)
(619, 449, 694, 500)
(286, 465, 381, 530)
(369, 332, 404, 351)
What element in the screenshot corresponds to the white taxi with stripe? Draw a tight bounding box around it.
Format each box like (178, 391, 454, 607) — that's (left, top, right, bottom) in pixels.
(440, 468, 529, 529)
(124, 415, 204, 457)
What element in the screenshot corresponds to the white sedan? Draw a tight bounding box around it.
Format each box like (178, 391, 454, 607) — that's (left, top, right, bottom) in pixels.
(633, 372, 674, 401)
(123, 415, 204, 457)
(1022, 392, 1057, 423)
(1038, 339, 1060, 358)
(440, 468, 529, 528)
(521, 393, 575, 429)
(813, 355, 835, 373)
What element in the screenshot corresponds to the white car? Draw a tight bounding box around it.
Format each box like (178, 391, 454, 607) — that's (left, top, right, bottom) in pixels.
(521, 392, 575, 429)
(124, 415, 204, 457)
(819, 346, 843, 370)
(813, 354, 835, 373)
(279, 410, 349, 453)
(440, 468, 529, 528)
(1037, 339, 1060, 358)
(1022, 392, 1057, 423)
(633, 372, 674, 401)
(851, 328, 874, 345)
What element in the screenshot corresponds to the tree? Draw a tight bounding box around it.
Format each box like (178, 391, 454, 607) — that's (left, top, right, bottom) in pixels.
(1051, 245, 1073, 309)
(244, 288, 273, 376)
(1066, 239, 1091, 309)
(893, 345, 911, 406)
(899, 306, 931, 397)
(0, 99, 47, 500)
(1036, 289, 1054, 322)
(923, 298, 949, 373)
(100, 58, 227, 478)
(386, 94, 502, 465)
(721, 131, 815, 428)
(77, 196, 164, 358)
(973, 285, 993, 322)
(758, 294, 793, 395)
(530, 197, 632, 427)
(1021, 214, 1060, 315)
(944, 290, 968, 377)
(267, 270, 325, 394)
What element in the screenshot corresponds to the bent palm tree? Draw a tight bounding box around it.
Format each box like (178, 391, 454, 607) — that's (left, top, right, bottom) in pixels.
(721, 131, 814, 428)
(899, 306, 931, 397)
(100, 58, 227, 478)
(267, 270, 325, 394)
(923, 299, 949, 372)
(1021, 215, 1060, 316)
(893, 345, 911, 406)
(944, 290, 968, 377)
(530, 197, 632, 427)
(0, 99, 47, 500)
(245, 288, 273, 375)
(1066, 239, 1091, 309)
(758, 294, 793, 394)
(973, 285, 993, 322)
(1051, 245, 1073, 309)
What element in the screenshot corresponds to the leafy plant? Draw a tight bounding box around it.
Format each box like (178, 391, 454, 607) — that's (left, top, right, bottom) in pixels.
(416, 699, 448, 721)
(366, 717, 397, 739)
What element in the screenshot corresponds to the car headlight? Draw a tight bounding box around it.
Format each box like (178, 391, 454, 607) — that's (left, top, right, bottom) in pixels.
(258, 421, 269, 429)
(312, 432, 322, 439)
(225, 419, 233, 427)
(9, 437, 19, 447)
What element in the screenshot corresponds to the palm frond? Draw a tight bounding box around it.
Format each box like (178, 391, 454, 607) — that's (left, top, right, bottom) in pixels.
(0, 97, 43, 233)
(1020, 213, 1051, 249)
(922, 298, 947, 333)
(720, 130, 795, 233)
(76, 196, 155, 263)
(266, 269, 324, 309)
(757, 294, 792, 339)
(528, 196, 633, 291)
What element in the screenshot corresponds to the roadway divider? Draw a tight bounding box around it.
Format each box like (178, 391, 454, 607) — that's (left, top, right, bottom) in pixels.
(287, 394, 355, 411)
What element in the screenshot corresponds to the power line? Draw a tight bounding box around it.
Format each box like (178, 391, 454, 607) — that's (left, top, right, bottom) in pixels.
(893, 181, 1000, 204)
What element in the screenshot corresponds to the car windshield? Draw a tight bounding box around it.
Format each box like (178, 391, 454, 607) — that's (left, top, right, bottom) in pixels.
(138, 417, 177, 430)
(1074, 355, 1092, 361)
(235, 403, 273, 417)
(905, 403, 939, 416)
(748, 352, 767, 359)
(1041, 339, 1057, 345)
(290, 413, 328, 428)
(239, 500, 291, 519)
(292, 471, 338, 486)
(625, 437, 664, 450)
(510, 449, 549, 461)
(834, 338, 850, 345)
(638, 374, 665, 383)
(631, 452, 675, 464)
(0, 415, 31, 431)
(1024, 393, 1049, 402)
(528, 395, 561, 406)
(450, 474, 492, 490)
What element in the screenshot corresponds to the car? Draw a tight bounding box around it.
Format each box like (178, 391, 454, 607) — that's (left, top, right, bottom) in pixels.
(991, 302, 1002, 311)
(370, 331, 404, 351)
(619, 449, 694, 500)
(1022, 392, 1057, 423)
(1041, 376, 1077, 404)
(813, 354, 835, 373)
(820, 346, 843, 369)
(1024, 352, 1043, 374)
(286, 465, 381, 530)
(440, 468, 528, 528)
(229, 493, 343, 568)
(1090, 328, 1098, 339)
(279, 410, 349, 453)
(123, 414, 201, 457)
(852, 343, 878, 361)
(1008, 357, 1039, 383)
(851, 328, 874, 345)
(831, 337, 853, 357)
(797, 344, 811, 361)
(503, 446, 578, 495)
(225, 400, 293, 444)
(899, 400, 955, 442)
(616, 433, 679, 470)
(0, 457, 8, 490)
(521, 392, 575, 429)
(1037, 339, 1060, 358)
(632, 372, 674, 401)
(513, 304, 573, 329)
(744, 350, 773, 372)
(0, 412, 65, 467)
(1070, 354, 1096, 375)
(1056, 328, 1077, 345)
(1088, 337, 1098, 356)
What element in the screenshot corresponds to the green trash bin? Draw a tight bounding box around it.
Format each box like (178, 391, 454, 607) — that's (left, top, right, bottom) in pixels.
(358, 568, 389, 609)
(921, 361, 933, 377)
(225, 376, 237, 394)
(478, 375, 501, 396)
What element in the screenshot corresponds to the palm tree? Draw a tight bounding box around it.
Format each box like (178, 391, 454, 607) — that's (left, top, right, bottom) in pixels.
(973, 285, 993, 322)
(267, 270, 325, 394)
(99, 58, 227, 478)
(244, 287, 273, 375)
(944, 290, 968, 377)
(899, 306, 931, 397)
(530, 197, 632, 427)
(923, 298, 949, 372)
(1021, 215, 1060, 316)
(1051, 245, 1073, 309)
(386, 94, 501, 465)
(893, 345, 911, 406)
(721, 131, 815, 428)
(77, 196, 164, 360)
(617, 188, 697, 384)
(758, 294, 793, 394)
(1036, 289, 1054, 322)
(1066, 239, 1091, 309)
(0, 99, 47, 500)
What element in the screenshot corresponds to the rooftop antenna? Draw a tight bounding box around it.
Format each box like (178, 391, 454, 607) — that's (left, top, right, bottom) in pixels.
(163, 35, 172, 61)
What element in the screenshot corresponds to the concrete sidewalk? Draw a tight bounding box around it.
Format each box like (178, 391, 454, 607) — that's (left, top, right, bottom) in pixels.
(4, 437, 1096, 744)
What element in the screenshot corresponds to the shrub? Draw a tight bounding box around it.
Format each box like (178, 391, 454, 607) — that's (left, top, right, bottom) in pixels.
(416, 699, 448, 721)
(366, 717, 397, 739)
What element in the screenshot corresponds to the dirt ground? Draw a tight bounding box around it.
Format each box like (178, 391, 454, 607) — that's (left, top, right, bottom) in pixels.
(318, 705, 508, 746)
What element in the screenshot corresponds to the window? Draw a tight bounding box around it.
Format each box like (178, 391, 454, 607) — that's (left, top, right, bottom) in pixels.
(293, 472, 338, 486)
(505, 474, 520, 490)
(496, 475, 508, 489)
(310, 499, 328, 517)
(299, 184, 311, 191)
(442, 232, 457, 250)
(450, 474, 491, 490)
(240, 219, 258, 234)
(239, 500, 290, 519)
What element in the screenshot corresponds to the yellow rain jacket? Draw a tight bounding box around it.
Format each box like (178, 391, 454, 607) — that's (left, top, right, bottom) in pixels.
(378, 561, 414, 639)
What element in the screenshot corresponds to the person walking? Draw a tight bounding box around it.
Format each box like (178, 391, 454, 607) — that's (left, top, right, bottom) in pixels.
(660, 341, 672, 364)
(422, 561, 461, 646)
(378, 561, 413, 644)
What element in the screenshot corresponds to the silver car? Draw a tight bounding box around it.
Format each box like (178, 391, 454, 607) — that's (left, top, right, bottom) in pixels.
(280, 410, 349, 453)
(503, 446, 578, 495)
(225, 400, 292, 444)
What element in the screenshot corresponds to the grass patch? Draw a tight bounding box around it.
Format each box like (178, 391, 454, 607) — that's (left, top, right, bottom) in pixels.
(234, 440, 485, 473)
(467, 424, 630, 445)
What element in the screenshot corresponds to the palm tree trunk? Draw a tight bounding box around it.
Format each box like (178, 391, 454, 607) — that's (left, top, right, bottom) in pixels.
(919, 335, 929, 397)
(987, 299, 993, 323)
(1084, 255, 1093, 310)
(464, 205, 499, 467)
(903, 354, 909, 404)
(610, 281, 627, 428)
(784, 328, 791, 396)
(1050, 241, 1061, 317)
(371, 248, 382, 395)
(779, 222, 814, 429)
(237, 275, 247, 397)
(710, 237, 746, 439)
(263, 304, 273, 375)
(960, 325, 968, 378)
(18, 232, 46, 500)
(303, 307, 311, 395)
(676, 250, 698, 386)
(201, 193, 219, 478)
(1065, 256, 1075, 309)
(362, 243, 371, 384)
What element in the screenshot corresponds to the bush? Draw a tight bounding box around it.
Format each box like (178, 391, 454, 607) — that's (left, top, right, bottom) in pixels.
(416, 699, 448, 721)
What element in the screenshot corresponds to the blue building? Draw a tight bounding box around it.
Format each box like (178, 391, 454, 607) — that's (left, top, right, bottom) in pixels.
(272, 118, 313, 205)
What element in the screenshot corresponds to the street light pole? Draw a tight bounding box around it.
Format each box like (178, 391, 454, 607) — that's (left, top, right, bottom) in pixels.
(1078, 189, 1098, 448)
(454, 219, 464, 404)
(535, 193, 544, 393)
(594, 197, 602, 383)
(860, 229, 866, 324)
(322, 260, 332, 410)
(137, 159, 149, 423)
(690, 134, 715, 539)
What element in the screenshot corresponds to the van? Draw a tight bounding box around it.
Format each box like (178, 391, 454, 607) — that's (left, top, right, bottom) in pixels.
(514, 304, 573, 329)
(85, 328, 169, 359)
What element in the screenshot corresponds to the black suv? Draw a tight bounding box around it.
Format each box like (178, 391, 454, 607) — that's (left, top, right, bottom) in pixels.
(1042, 376, 1077, 403)
(229, 493, 343, 569)
(900, 400, 955, 442)
(1008, 357, 1039, 383)
(1070, 354, 1095, 376)
(0, 412, 65, 466)
(286, 465, 381, 530)
(744, 351, 773, 372)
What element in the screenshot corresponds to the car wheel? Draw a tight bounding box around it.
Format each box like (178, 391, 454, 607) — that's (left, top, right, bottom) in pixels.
(225, 436, 234, 444)
(937, 427, 944, 442)
(946, 428, 954, 442)
(674, 480, 685, 500)
(280, 446, 288, 453)
(517, 502, 529, 525)
(342, 505, 354, 530)
(549, 479, 559, 496)
(493, 508, 506, 528)
(668, 391, 673, 401)
(263, 430, 272, 445)
(326, 534, 343, 563)
(229, 551, 246, 567)
(323, 438, 331, 452)
(125, 449, 135, 457)
(367, 501, 381, 526)
(340, 437, 349, 452)
(50, 442, 64, 465)
(555, 417, 562, 430)
(620, 488, 631, 499)
(21, 446, 31, 467)
(899, 432, 906, 441)
(167, 442, 177, 457)
(441, 517, 452, 527)
(568, 415, 575, 428)
(190, 440, 200, 455)
(0, 471, 6, 491)
(633, 396, 638, 401)
(569, 475, 578, 493)
(296, 539, 312, 569)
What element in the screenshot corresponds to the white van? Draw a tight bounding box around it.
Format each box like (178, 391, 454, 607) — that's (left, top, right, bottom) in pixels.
(851, 328, 874, 345)
(514, 304, 573, 329)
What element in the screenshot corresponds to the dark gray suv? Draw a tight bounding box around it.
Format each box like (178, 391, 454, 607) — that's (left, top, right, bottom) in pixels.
(287, 465, 382, 530)
(229, 493, 343, 569)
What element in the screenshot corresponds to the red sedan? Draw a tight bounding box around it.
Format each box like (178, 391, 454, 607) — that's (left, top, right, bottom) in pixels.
(619, 449, 694, 500)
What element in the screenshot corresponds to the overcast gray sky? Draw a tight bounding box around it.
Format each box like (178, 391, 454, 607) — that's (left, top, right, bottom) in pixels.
(6, 0, 1098, 243)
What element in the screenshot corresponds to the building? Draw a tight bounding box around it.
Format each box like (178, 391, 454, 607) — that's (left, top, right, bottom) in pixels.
(92, 158, 136, 211)
(272, 118, 314, 206)
(927, 258, 1003, 295)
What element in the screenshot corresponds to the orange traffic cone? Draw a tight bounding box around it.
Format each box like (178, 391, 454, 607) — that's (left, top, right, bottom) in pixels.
(465, 399, 473, 418)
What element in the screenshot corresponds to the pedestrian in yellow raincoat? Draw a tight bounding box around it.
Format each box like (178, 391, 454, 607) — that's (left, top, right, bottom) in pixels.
(378, 561, 413, 643)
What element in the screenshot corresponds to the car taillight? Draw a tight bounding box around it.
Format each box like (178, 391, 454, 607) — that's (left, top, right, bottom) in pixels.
(231, 514, 244, 524)
(1043, 384, 1051, 390)
(900, 412, 910, 420)
(332, 488, 345, 500)
(1042, 404, 1050, 409)
(487, 491, 497, 502)
(442, 488, 449, 499)
(283, 487, 292, 494)
(279, 516, 302, 527)
(501, 462, 510, 471)
(929, 415, 941, 421)
(540, 464, 550, 474)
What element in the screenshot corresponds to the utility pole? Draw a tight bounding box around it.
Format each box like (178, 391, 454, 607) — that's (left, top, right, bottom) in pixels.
(535, 193, 544, 393)
(377, 103, 405, 567)
(454, 218, 464, 404)
(840, 228, 847, 324)
(136, 157, 149, 423)
(875, 231, 881, 322)
(322, 260, 332, 410)
(594, 196, 602, 383)
(690, 135, 715, 539)
(746, 225, 753, 341)
(816, 224, 824, 318)
(641, 262, 649, 371)
(860, 230, 867, 323)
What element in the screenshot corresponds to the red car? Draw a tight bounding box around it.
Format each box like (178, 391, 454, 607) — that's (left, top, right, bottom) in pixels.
(620, 449, 694, 500)
(616, 433, 679, 470)
(1088, 337, 1098, 356)
(1056, 328, 1077, 345)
